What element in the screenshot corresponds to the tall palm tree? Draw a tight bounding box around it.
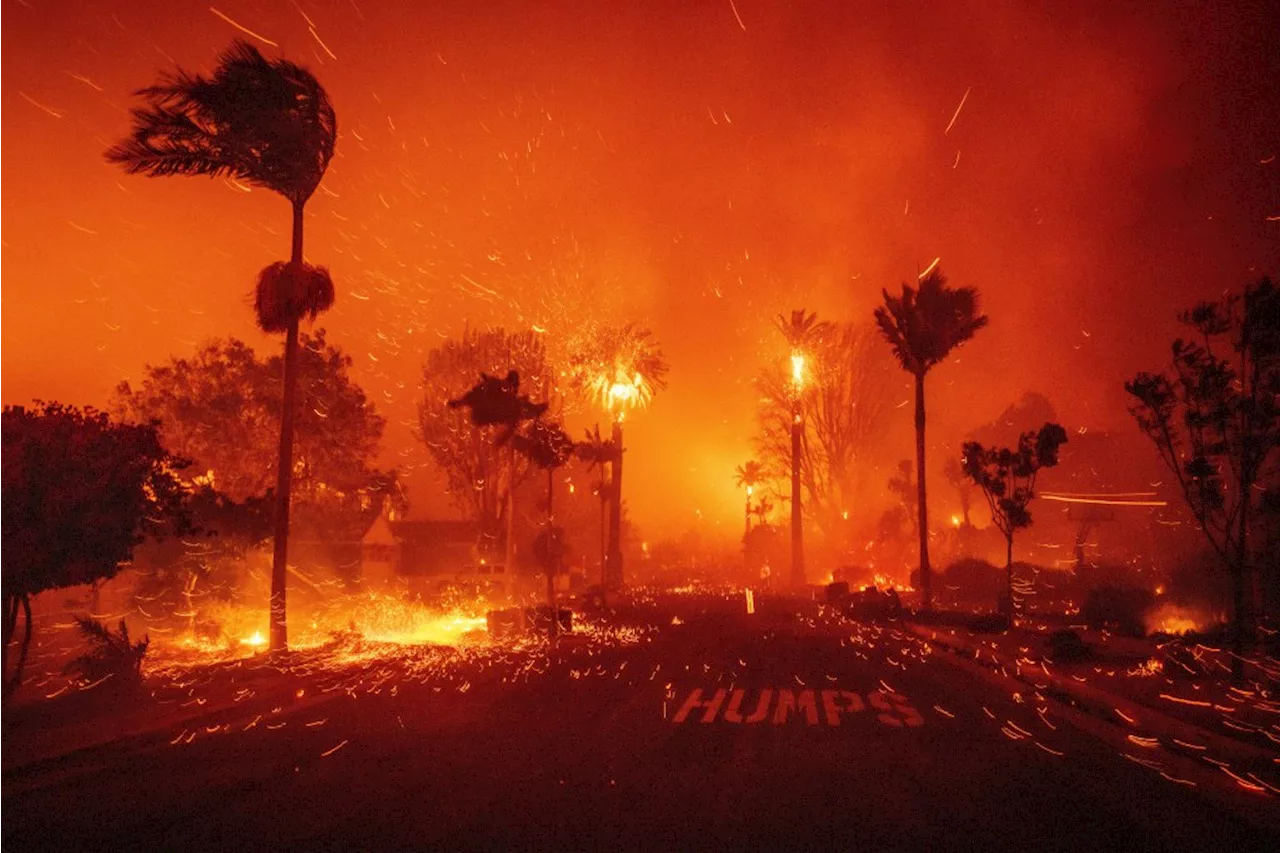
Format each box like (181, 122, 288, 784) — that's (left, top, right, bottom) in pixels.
(514, 420, 575, 637)
(107, 41, 337, 651)
(577, 424, 617, 583)
(775, 310, 832, 354)
(874, 268, 987, 611)
(734, 460, 765, 537)
(570, 324, 669, 589)
(775, 310, 831, 587)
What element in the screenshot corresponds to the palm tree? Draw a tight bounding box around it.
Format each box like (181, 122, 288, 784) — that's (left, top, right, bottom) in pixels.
(514, 420, 575, 637)
(107, 41, 337, 651)
(577, 425, 618, 583)
(874, 268, 987, 611)
(570, 324, 669, 588)
(734, 460, 765, 537)
(775, 310, 831, 587)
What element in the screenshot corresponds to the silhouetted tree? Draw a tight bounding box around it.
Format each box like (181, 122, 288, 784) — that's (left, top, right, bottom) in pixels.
(451, 371, 549, 440)
(514, 420, 575, 636)
(887, 460, 919, 537)
(734, 460, 767, 537)
(569, 324, 669, 588)
(774, 310, 832, 586)
(2, 403, 189, 696)
(756, 322, 896, 547)
(129, 485, 274, 627)
(64, 617, 150, 689)
(1127, 277, 1279, 673)
(420, 329, 550, 561)
(875, 268, 988, 609)
(108, 41, 338, 652)
(962, 423, 1069, 613)
(113, 333, 393, 542)
(577, 425, 619, 581)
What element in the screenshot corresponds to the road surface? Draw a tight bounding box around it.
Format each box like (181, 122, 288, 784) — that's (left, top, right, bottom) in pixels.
(4, 593, 1278, 851)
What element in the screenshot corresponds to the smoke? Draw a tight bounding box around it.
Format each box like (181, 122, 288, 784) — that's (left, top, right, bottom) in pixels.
(2, 0, 1277, 536)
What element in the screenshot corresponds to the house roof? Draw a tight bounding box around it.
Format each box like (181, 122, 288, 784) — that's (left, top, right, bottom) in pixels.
(360, 518, 478, 547)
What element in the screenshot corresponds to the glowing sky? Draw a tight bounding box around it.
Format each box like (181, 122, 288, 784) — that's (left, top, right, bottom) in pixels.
(3, 0, 1277, 537)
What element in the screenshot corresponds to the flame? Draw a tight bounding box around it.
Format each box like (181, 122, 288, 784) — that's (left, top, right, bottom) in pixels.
(790, 352, 805, 389)
(1145, 603, 1207, 636)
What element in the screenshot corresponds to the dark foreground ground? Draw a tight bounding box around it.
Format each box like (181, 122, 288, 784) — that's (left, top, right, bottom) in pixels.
(4, 592, 1279, 851)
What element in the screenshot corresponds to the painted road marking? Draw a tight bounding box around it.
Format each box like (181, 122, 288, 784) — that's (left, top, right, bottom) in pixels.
(671, 688, 925, 727)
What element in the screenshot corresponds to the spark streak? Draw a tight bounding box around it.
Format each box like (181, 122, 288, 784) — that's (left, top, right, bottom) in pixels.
(944, 87, 971, 135)
(19, 91, 63, 118)
(209, 7, 279, 47)
(728, 0, 747, 31)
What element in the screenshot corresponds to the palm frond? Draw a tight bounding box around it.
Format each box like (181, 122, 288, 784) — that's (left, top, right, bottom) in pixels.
(254, 261, 335, 333)
(875, 268, 987, 375)
(776, 309, 832, 350)
(107, 39, 336, 204)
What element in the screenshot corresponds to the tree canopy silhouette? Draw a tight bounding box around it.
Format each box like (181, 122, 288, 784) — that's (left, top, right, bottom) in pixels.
(420, 329, 551, 554)
(875, 268, 988, 610)
(755, 322, 896, 546)
(1126, 276, 1279, 673)
(962, 422, 1069, 613)
(107, 39, 339, 652)
(112, 332, 393, 541)
(2, 403, 189, 696)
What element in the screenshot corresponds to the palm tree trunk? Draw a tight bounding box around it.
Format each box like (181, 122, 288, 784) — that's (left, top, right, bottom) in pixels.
(505, 441, 517, 573)
(546, 466, 557, 639)
(1230, 489, 1250, 681)
(4, 594, 33, 697)
(269, 201, 305, 652)
(3, 594, 18, 694)
(1006, 534, 1014, 607)
(608, 420, 624, 588)
(599, 477, 607, 587)
(791, 401, 804, 587)
(19, 594, 32, 687)
(914, 372, 931, 611)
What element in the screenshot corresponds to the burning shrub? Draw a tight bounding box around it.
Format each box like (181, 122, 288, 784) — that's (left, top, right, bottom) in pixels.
(1082, 586, 1155, 637)
(64, 617, 149, 687)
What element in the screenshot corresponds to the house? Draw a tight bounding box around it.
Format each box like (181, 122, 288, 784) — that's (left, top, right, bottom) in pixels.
(360, 510, 480, 587)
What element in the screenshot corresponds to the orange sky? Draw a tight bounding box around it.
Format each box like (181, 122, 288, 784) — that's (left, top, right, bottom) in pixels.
(3, 0, 1277, 538)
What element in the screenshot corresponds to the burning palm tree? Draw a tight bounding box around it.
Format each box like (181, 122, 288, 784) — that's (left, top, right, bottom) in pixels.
(874, 268, 987, 611)
(734, 460, 766, 537)
(107, 41, 337, 652)
(570, 325, 669, 588)
(775, 309, 831, 587)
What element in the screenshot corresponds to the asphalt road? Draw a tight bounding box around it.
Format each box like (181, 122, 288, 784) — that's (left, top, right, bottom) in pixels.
(4, 593, 1278, 851)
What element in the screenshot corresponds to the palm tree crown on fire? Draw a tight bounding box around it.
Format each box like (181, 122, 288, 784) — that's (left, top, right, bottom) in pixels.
(107, 41, 337, 651)
(775, 310, 832, 395)
(874, 268, 987, 610)
(571, 323, 670, 420)
(569, 324, 668, 587)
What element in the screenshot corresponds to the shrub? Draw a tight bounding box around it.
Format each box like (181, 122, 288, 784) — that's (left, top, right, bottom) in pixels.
(968, 612, 1010, 633)
(938, 558, 1005, 608)
(1082, 586, 1155, 637)
(1045, 629, 1091, 662)
(64, 617, 149, 686)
